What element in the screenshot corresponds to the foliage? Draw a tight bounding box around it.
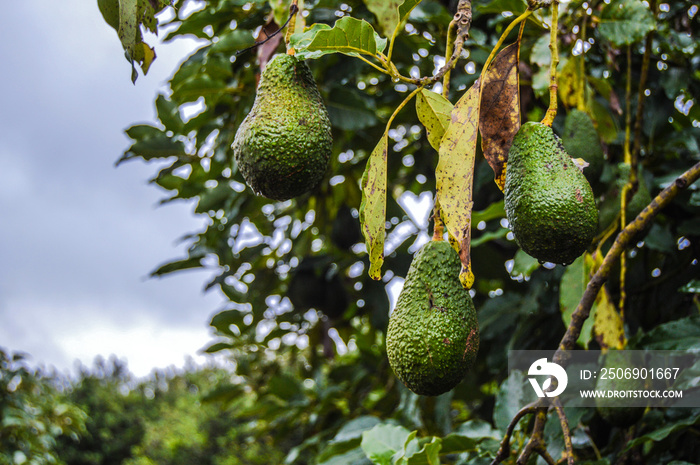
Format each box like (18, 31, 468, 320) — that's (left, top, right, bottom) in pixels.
(0, 348, 85, 465)
(104, 0, 700, 464)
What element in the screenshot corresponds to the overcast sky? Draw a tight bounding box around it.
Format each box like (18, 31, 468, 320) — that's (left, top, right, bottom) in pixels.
(0, 1, 228, 377)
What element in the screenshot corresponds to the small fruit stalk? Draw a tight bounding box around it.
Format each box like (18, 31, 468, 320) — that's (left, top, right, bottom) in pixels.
(385, 240, 479, 396)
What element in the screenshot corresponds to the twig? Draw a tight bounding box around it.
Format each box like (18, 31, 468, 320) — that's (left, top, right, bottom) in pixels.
(552, 397, 575, 465)
(421, 0, 472, 87)
(236, 3, 299, 56)
(541, 1, 560, 126)
(516, 408, 551, 465)
(555, 160, 700, 362)
(481, 9, 532, 79)
(490, 402, 542, 465)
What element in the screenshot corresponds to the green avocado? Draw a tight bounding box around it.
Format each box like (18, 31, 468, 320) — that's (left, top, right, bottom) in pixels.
(562, 109, 605, 184)
(504, 122, 598, 265)
(595, 351, 646, 427)
(385, 241, 479, 396)
(232, 54, 332, 200)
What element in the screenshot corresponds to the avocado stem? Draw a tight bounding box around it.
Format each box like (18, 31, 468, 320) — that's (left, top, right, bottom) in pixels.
(541, 1, 560, 127)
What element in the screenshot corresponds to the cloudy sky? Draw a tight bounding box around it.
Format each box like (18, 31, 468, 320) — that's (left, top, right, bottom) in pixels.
(0, 2, 227, 377)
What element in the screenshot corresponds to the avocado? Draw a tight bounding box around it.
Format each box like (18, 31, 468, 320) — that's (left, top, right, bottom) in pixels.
(595, 351, 646, 427)
(385, 240, 479, 396)
(504, 122, 598, 265)
(562, 109, 605, 184)
(232, 54, 332, 200)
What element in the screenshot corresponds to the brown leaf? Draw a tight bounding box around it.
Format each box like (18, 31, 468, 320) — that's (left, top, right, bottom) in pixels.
(479, 42, 521, 191)
(257, 20, 283, 72)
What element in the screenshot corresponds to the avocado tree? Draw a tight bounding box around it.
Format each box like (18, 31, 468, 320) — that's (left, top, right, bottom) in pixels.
(101, 0, 700, 463)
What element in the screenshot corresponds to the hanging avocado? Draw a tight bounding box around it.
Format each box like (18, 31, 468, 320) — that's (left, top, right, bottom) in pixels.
(504, 122, 598, 265)
(385, 241, 479, 396)
(233, 54, 332, 200)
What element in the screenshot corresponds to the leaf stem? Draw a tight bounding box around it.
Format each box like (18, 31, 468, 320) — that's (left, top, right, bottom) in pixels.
(442, 18, 458, 98)
(481, 9, 532, 79)
(541, 1, 560, 127)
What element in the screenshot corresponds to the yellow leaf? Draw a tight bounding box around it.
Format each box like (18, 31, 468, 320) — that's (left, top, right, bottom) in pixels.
(359, 134, 388, 280)
(437, 82, 480, 288)
(416, 89, 453, 151)
(479, 42, 521, 192)
(593, 287, 626, 350)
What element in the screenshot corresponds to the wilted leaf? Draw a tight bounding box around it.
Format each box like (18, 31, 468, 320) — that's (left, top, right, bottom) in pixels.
(437, 81, 480, 288)
(290, 17, 387, 59)
(364, 0, 422, 37)
(560, 254, 595, 348)
(599, 0, 656, 47)
(592, 286, 625, 349)
(360, 135, 388, 280)
(479, 42, 520, 191)
(416, 89, 453, 151)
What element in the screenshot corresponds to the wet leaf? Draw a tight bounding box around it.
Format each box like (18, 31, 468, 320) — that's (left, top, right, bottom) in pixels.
(416, 89, 453, 151)
(560, 254, 595, 348)
(593, 286, 625, 349)
(290, 17, 387, 59)
(360, 134, 388, 280)
(364, 0, 422, 37)
(599, 0, 656, 47)
(479, 42, 521, 191)
(437, 81, 480, 288)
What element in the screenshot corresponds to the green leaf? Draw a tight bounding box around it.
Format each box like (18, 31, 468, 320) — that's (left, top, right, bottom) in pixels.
(406, 437, 441, 465)
(637, 315, 700, 350)
(416, 89, 453, 151)
(155, 95, 183, 132)
(360, 424, 411, 465)
(511, 249, 540, 278)
(150, 256, 204, 277)
(97, 0, 119, 31)
(359, 135, 388, 280)
(560, 255, 594, 348)
(624, 412, 700, 450)
(209, 29, 257, 55)
(121, 137, 186, 163)
(599, 0, 656, 47)
(363, 0, 422, 38)
(327, 87, 379, 130)
(493, 370, 536, 433)
(436, 81, 480, 288)
(680, 279, 700, 293)
(291, 17, 387, 59)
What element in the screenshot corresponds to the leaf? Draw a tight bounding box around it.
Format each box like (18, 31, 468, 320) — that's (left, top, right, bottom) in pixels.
(360, 424, 411, 465)
(494, 370, 536, 433)
(479, 42, 520, 191)
(557, 56, 583, 109)
(437, 81, 480, 288)
(637, 315, 700, 350)
(599, 0, 656, 47)
(150, 256, 204, 277)
(120, 136, 186, 163)
(560, 254, 595, 348)
(291, 17, 387, 59)
(624, 412, 700, 450)
(592, 285, 625, 350)
(363, 0, 422, 38)
(416, 89, 453, 151)
(511, 249, 540, 278)
(360, 135, 388, 280)
(327, 87, 379, 130)
(97, 0, 119, 30)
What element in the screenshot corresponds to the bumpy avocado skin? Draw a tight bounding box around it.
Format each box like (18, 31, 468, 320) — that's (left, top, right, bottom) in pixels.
(595, 351, 646, 427)
(562, 109, 605, 184)
(504, 122, 598, 265)
(232, 54, 332, 201)
(386, 241, 479, 396)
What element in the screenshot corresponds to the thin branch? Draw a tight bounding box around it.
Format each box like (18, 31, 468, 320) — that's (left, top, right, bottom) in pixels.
(555, 160, 700, 362)
(516, 409, 549, 465)
(236, 3, 299, 56)
(481, 9, 532, 79)
(490, 402, 543, 465)
(552, 398, 575, 465)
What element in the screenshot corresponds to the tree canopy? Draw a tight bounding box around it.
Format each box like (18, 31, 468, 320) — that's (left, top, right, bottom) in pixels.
(88, 0, 700, 463)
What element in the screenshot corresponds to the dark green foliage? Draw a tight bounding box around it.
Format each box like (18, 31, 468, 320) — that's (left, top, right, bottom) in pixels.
(112, 0, 700, 463)
(233, 54, 332, 200)
(562, 109, 605, 184)
(595, 352, 646, 427)
(504, 122, 598, 265)
(386, 241, 479, 396)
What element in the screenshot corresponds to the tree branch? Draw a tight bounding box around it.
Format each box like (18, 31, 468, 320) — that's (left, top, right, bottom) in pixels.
(553, 397, 575, 465)
(555, 160, 700, 362)
(490, 402, 543, 465)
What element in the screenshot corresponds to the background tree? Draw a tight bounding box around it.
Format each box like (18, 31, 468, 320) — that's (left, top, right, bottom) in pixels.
(100, 0, 700, 463)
